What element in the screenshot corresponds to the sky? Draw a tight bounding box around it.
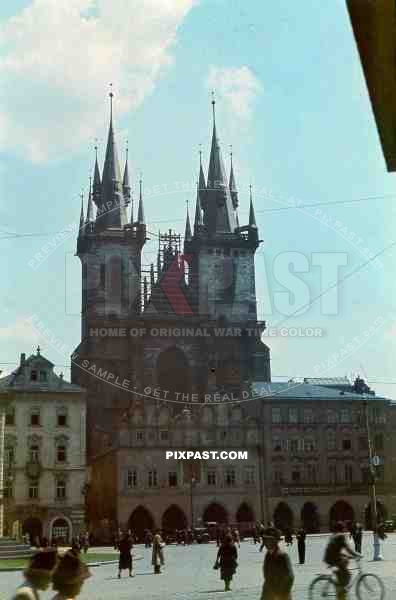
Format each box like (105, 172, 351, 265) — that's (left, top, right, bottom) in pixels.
(0, 0, 395, 399)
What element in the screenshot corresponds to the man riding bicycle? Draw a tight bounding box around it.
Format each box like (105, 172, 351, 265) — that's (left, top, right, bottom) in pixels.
(324, 521, 361, 599)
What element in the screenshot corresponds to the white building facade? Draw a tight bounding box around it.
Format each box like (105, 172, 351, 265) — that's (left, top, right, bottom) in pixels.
(0, 349, 86, 544)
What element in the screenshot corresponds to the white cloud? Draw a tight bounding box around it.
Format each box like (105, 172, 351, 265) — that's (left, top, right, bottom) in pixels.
(0, 316, 40, 342)
(207, 65, 263, 123)
(0, 0, 195, 162)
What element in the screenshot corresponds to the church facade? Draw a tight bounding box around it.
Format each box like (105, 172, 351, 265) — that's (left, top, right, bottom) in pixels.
(71, 96, 396, 541)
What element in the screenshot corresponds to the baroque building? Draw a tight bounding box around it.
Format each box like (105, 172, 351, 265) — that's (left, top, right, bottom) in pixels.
(0, 349, 86, 543)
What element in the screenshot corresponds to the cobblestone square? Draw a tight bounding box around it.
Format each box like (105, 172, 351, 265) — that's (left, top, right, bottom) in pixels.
(1, 534, 396, 599)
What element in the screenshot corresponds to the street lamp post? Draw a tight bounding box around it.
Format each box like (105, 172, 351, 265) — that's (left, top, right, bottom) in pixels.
(364, 398, 382, 561)
(190, 478, 196, 530)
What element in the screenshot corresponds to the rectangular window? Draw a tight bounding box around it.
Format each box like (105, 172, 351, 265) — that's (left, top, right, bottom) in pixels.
(148, 470, 157, 487)
(327, 433, 337, 451)
(374, 433, 384, 451)
(136, 431, 144, 442)
(329, 464, 337, 484)
(340, 409, 351, 424)
(303, 409, 314, 424)
(291, 469, 301, 483)
(30, 370, 38, 381)
(272, 437, 282, 452)
(342, 439, 352, 451)
(271, 408, 281, 424)
(244, 467, 255, 485)
(5, 447, 15, 466)
(56, 480, 66, 499)
(225, 469, 236, 486)
(57, 445, 67, 463)
(306, 464, 317, 483)
(4, 480, 13, 499)
(344, 464, 353, 483)
(290, 439, 298, 453)
(127, 469, 137, 488)
(207, 470, 216, 486)
(160, 430, 169, 441)
(30, 412, 40, 426)
(327, 410, 337, 424)
(57, 413, 67, 427)
(304, 438, 316, 452)
(29, 480, 39, 499)
(39, 370, 47, 382)
(361, 466, 369, 483)
(274, 470, 283, 484)
(29, 445, 39, 463)
(168, 472, 178, 487)
(288, 408, 298, 423)
(5, 408, 15, 426)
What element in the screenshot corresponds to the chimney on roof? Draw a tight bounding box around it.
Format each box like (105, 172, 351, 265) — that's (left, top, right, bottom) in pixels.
(20, 353, 26, 366)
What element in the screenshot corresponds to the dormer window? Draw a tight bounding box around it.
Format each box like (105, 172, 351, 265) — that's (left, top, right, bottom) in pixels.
(31, 370, 38, 381)
(39, 370, 47, 382)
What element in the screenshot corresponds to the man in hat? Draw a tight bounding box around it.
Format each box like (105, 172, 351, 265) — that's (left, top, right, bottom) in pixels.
(51, 549, 91, 599)
(260, 526, 294, 600)
(12, 548, 58, 599)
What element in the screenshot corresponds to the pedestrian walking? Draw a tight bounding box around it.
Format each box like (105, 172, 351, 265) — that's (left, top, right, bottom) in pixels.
(260, 526, 294, 600)
(117, 532, 133, 578)
(152, 530, 165, 574)
(11, 548, 58, 600)
(232, 528, 240, 548)
(51, 549, 91, 599)
(296, 528, 306, 565)
(351, 522, 363, 554)
(81, 532, 89, 554)
(284, 529, 293, 547)
(214, 532, 238, 592)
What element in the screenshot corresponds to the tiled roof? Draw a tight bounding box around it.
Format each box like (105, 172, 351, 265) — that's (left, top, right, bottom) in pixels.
(251, 381, 389, 402)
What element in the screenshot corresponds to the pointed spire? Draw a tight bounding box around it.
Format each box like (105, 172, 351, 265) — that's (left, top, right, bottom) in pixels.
(92, 141, 101, 206)
(137, 175, 145, 224)
(79, 191, 85, 233)
(97, 86, 128, 229)
(123, 141, 131, 205)
(86, 176, 95, 224)
(249, 184, 257, 228)
(229, 146, 238, 209)
(184, 200, 192, 241)
(157, 244, 161, 276)
(205, 93, 236, 234)
(194, 180, 203, 234)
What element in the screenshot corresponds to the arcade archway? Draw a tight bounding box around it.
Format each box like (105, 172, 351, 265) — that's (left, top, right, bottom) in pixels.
(128, 506, 155, 542)
(22, 517, 42, 544)
(162, 505, 187, 533)
(203, 502, 228, 524)
(273, 502, 294, 532)
(329, 501, 354, 529)
(301, 502, 320, 533)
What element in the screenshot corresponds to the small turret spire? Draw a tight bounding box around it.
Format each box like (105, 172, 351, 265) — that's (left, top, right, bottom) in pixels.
(123, 140, 131, 206)
(249, 184, 257, 228)
(137, 175, 145, 224)
(229, 145, 238, 209)
(92, 140, 101, 206)
(79, 191, 85, 232)
(194, 180, 203, 234)
(86, 176, 95, 224)
(184, 199, 192, 241)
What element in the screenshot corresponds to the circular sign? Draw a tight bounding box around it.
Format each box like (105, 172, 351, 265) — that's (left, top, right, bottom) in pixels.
(372, 455, 381, 467)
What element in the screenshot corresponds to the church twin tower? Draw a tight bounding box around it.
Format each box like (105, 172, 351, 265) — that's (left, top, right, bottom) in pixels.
(72, 94, 271, 454)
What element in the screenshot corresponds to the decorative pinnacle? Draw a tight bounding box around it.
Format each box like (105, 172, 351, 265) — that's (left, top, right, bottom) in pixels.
(211, 90, 216, 122)
(126, 140, 129, 160)
(199, 144, 202, 166)
(109, 83, 114, 119)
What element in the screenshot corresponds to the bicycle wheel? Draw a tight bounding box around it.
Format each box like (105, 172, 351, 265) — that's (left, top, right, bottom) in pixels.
(356, 573, 385, 600)
(309, 575, 338, 600)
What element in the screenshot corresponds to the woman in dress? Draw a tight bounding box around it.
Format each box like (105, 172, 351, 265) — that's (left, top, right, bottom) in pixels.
(215, 532, 238, 592)
(117, 532, 133, 578)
